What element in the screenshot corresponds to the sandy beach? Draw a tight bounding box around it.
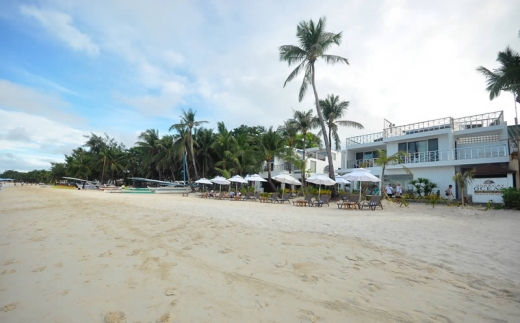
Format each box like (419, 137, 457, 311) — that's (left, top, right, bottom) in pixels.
(0, 186, 519, 323)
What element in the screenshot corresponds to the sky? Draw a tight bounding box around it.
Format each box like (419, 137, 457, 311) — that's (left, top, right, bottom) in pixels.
(0, 0, 519, 172)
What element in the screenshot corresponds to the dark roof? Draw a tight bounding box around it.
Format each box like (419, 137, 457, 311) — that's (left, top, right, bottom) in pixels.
(474, 164, 515, 175)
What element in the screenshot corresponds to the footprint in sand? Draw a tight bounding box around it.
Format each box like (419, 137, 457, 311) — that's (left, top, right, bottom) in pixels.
(99, 251, 113, 257)
(1, 269, 16, 274)
(1, 303, 17, 312)
(31, 266, 46, 273)
(3, 259, 18, 266)
(369, 260, 386, 267)
(165, 287, 176, 296)
(301, 274, 319, 284)
(104, 311, 126, 323)
(298, 309, 318, 323)
(54, 262, 63, 268)
(127, 249, 143, 256)
(156, 313, 172, 323)
(274, 260, 288, 268)
(116, 244, 124, 248)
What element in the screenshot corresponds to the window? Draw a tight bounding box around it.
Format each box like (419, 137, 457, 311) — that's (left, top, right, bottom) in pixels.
(310, 161, 316, 173)
(398, 139, 439, 162)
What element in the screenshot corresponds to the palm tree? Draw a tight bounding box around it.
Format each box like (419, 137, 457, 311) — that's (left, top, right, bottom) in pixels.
(135, 129, 161, 179)
(280, 17, 349, 184)
(478, 46, 520, 188)
(193, 128, 215, 178)
(452, 168, 476, 208)
(374, 150, 412, 197)
(477, 46, 520, 103)
(319, 94, 364, 150)
(169, 109, 208, 180)
(290, 109, 319, 185)
(277, 120, 299, 149)
(256, 127, 291, 191)
(212, 122, 240, 177)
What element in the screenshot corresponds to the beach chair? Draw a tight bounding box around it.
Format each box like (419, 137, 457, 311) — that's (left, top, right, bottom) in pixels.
(268, 192, 279, 203)
(250, 192, 260, 201)
(361, 195, 383, 210)
(276, 193, 292, 204)
(303, 194, 315, 207)
(241, 192, 252, 201)
(315, 195, 330, 207)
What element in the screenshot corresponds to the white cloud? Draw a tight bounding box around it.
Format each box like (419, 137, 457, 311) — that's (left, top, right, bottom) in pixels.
(20, 4, 99, 56)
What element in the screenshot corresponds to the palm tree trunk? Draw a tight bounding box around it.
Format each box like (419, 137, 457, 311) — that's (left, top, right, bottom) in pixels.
(302, 133, 307, 186)
(189, 131, 199, 179)
(267, 162, 276, 191)
(310, 63, 336, 195)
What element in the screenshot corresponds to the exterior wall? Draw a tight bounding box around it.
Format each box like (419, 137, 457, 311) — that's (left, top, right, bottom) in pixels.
(384, 166, 456, 197)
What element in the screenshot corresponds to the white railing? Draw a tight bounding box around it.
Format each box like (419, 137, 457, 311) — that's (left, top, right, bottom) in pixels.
(453, 111, 503, 131)
(344, 144, 508, 168)
(345, 132, 384, 146)
(384, 117, 453, 138)
(454, 144, 507, 160)
(345, 111, 505, 144)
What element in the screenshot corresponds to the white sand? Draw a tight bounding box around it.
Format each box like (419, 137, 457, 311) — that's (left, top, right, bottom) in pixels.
(0, 186, 519, 323)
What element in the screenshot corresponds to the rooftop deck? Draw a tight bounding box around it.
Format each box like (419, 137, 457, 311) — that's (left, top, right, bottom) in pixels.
(345, 111, 504, 146)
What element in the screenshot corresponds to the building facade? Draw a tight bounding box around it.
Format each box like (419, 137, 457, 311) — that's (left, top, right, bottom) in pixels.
(339, 111, 516, 202)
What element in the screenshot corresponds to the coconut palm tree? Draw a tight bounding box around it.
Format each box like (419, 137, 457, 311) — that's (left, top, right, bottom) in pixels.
(477, 46, 520, 103)
(135, 129, 161, 179)
(318, 94, 364, 150)
(280, 17, 349, 185)
(452, 168, 476, 208)
(290, 109, 319, 185)
(374, 149, 412, 197)
(256, 127, 292, 191)
(193, 128, 216, 178)
(169, 109, 208, 180)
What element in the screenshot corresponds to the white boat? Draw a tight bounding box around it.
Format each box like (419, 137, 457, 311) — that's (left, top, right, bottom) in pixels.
(147, 186, 190, 194)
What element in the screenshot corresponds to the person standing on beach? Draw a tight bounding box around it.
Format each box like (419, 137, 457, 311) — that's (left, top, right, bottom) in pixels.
(395, 183, 402, 202)
(385, 183, 394, 198)
(445, 185, 453, 202)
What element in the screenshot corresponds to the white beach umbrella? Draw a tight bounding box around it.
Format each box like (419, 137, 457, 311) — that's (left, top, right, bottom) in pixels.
(228, 175, 248, 190)
(306, 174, 336, 197)
(335, 177, 351, 184)
(273, 173, 302, 185)
(210, 176, 231, 192)
(340, 168, 380, 201)
(247, 174, 267, 182)
(195, 178, 213, 191)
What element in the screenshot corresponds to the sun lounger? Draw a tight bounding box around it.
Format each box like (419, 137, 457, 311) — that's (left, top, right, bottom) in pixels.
(268, 192, 279, 203)
(276, 193, 292, 204)
(360, 195, 383, 210)
(314, 195, 330, 207)
(343, 195, 359, 210)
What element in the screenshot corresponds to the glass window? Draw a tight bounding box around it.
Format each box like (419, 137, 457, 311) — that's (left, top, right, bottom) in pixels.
(416, 140, 427, 152)
(364, 151, 373, 159)
(310, 161, 316, 173)
(356, 152, 363, 160)
(398, 143, 407, 152)
(428, 138, 438, 151)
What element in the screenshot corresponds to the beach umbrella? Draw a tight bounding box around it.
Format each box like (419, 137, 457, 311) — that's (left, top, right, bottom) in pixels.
(247, 174, 267, 182)
(228, 175, 248, 190)
(340, 168, 380, 201)
(210, 176, 231, 192)
(273, 173, 302, 185)
(195, 178, 212, 191)
(306, 174, 336, 197)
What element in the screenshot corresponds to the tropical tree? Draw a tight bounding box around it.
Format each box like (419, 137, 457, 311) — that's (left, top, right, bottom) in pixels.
(290, 109, 319, 185)
(169, 109, 208, 180)
(193, 128, 216, 178)
(477, 46, 520, 103)
(211, 122, 239, 177)
(256, 127, 291, 191)
(477, 46, 520, 188)
(452, 168, 476, 208)
(319, 94, 364, 150)
(280, 17, 349, 186)
(277, 120, 299, 148)
(374, 149, 412, 197)
(135, 129, 161, 179)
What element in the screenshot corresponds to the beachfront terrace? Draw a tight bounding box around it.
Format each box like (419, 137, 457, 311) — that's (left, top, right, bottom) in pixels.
(345, 144, 508, 169)
(345, 111, 504, 145)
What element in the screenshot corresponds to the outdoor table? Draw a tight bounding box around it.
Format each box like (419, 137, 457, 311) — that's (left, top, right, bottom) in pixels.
(259, 197, 269, 203)
(295, 200, 307, 207)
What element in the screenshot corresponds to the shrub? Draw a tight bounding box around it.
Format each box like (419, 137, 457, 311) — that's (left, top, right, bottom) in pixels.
(501, 187, 520, 210)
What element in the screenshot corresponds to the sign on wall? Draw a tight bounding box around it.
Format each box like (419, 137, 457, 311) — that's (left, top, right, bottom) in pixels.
(470, 178, 508, 203)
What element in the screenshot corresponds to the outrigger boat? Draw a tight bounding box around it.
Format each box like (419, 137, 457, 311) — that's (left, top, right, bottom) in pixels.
(129, 177, 190, 194)
(62, 177, 100, 190)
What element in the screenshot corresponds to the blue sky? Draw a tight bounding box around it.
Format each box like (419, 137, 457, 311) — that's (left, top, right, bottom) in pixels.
(0, 0, 519, 172)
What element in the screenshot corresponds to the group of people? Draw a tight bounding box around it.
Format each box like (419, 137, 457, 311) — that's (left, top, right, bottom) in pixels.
(384, 182, 455, 201)
(385, 182, 403, 201)
(208, 190, 242, 198)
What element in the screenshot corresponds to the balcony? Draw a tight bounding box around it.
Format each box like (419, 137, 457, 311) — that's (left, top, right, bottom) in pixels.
(345, 144, 508, 169)
(345, 111, 505, 145)
(345, 132, 384, 146)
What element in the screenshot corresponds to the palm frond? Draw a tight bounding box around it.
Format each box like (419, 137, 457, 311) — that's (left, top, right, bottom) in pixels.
(283, 61, 307, 87)
(322, 54, 349, 65)
(336, 120, 364, 129)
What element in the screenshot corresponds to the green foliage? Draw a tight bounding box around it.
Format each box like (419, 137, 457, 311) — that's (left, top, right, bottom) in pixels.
(453, 169, 476, 208)
(500, 187, 520, 210)
(426, 194, 443, 208)
(409, 178, 437, 197)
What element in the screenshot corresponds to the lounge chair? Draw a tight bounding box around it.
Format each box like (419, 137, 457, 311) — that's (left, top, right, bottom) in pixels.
(268, 192, 279, 203)
(303, 194, 315, 207)
(361, 195, 383, 210)
(276, 193, 292, 204)
(241, 192, 252, 201)
(250, 192, 260, 201)
(315, 195, 331, 207)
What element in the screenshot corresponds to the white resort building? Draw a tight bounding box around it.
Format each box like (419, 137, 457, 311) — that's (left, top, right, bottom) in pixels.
(339, 111, 517, 204)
